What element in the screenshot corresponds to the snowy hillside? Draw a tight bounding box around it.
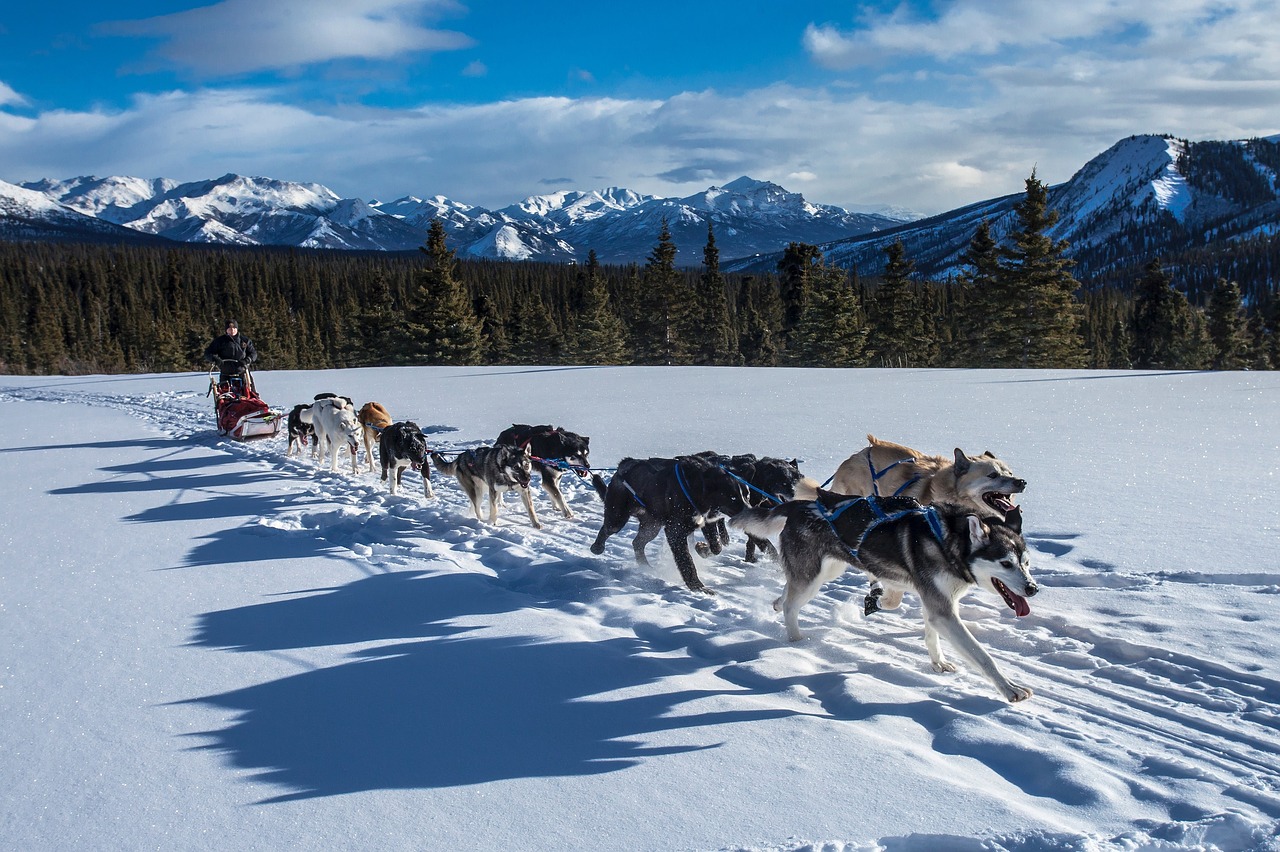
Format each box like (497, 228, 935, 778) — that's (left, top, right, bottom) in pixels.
(1, 366, 1278, 852)
(733, 133, 1280, 283)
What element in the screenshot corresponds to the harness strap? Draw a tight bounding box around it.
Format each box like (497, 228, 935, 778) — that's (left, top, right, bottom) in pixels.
(866, 453, 922, 497)
(814, 495, 945, 562)
(717, 465, 784, 505)
(621, 478, 647, 509)
(674, 462, 699, 514)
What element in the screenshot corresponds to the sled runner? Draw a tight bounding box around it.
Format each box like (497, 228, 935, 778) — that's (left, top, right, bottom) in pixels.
(208, 359, 282, 440)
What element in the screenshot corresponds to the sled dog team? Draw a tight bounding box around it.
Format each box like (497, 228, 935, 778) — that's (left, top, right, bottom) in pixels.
(283, 394, 1038, 702)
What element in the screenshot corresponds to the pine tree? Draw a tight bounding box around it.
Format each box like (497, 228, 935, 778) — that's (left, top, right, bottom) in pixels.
(400, 220, 484, 365)
(996, 170, 1087, 367)
(788, 262, 867, 366)
(868, 241, 932, 367)
(573, 250, 630, 365)
(637, 218, 694, 365)
(694, 222, 737, 364)
(1131, 259, 1194, 369)
(777, 242, 822, 345)
(954, 220, 1003, 366)
(735, 277, 780, 366)
(1206, 277, 1246, 369)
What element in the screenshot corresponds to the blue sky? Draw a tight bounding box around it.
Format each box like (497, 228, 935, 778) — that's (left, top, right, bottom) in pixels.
(3, 1, 1278, 214)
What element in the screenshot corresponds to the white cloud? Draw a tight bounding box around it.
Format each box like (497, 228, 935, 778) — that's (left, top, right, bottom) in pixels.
(103, 0, 473, 76)
(461, 60, 488, 78)
(0, 81, 29, 108)
(1, 67, 1278, 217)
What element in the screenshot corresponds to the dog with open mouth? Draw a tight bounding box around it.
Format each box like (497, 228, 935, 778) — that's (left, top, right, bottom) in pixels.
(733, 498, 1038, 702)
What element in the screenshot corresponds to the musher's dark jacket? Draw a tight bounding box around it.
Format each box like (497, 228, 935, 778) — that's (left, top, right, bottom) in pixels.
(203, 333, 258, 366)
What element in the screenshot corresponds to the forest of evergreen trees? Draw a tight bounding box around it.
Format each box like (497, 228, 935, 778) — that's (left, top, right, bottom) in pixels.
(2, 174, 1276, 375)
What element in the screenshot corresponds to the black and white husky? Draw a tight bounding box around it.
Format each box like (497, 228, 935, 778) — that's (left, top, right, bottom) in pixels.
(430, 444, 540, 528)
(733, 498, 1039, 702)
(380, 421, 434, 499)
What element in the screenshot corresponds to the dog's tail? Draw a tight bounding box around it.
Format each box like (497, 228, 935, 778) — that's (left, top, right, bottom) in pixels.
(430, 451, 459, 476)
(590, 472, 608, 502)
(730, 504, 789, 541)
(792, 476, 821, 502)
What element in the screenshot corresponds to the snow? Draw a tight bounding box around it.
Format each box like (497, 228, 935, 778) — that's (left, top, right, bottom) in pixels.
(1, 366, 1278, 852)
(1151, 138, 1193, 222)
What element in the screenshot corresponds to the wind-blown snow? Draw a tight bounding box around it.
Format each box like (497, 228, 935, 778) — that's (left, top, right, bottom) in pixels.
(1, 366, 1278, 852)
(1151, 138, 1193, 221)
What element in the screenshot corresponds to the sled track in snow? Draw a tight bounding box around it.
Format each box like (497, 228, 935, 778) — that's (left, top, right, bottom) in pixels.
(9, 384, 1280, 825)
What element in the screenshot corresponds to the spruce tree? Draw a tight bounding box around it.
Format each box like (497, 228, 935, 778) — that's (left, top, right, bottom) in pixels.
(955, 220, 1002, 366)
(400, 220, 484, 365)
(789, 262, 867, 367)
(573, 250, 630, 365)
(777, 242, 822, 345)
(997, 170, 1087, 367)
(694, 222, 737, 364)
(1206, 277, 1246, 369)
(1131, 260, 1193, 369)
(868, 241, 932, 367)
(638, 218, 694, 365)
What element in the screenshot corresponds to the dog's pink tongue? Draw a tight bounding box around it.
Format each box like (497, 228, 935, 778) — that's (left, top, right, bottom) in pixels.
(1011, 593, 1031, 617)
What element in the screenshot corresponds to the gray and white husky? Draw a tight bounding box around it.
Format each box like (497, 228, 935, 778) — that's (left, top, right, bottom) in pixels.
(430, 444, 541, 529)
(733, 498, 1039, 702)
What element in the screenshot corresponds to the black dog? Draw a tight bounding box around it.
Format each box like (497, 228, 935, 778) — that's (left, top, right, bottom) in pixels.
(286, 403, 315, 457)
(496, 424, 591, 519)
(590, 454, 748, 594)
(380, 421, 434, 498)
(694, 453, 818, 562)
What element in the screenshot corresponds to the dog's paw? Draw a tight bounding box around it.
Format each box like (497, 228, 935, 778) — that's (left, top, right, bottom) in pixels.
(1006, 683, 1034, 702)
(562, 510, 574, 520)
(694, 542, 711, 558)
(932, 660, 958, 674)
(863, 588, 883, 616)
(688, 583, 716, 596)
(590, 542, 605, 555)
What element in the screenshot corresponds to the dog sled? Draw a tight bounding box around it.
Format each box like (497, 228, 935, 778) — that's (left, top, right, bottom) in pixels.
(207, 359, 283, 440)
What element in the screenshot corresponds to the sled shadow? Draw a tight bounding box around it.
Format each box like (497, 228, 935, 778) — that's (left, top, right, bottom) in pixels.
(180, 571, 795, 801)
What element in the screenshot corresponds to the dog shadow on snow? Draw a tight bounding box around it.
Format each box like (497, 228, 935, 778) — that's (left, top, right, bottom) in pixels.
(179, 570, 798, 802)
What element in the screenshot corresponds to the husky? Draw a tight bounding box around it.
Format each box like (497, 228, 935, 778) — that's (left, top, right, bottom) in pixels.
(496, 424, 591, 519)
(309, 396, 362, 473)
(380, 421, 434, 499)
(590, 454, 748, 594)
(733, 498, 1038, 702)
(831, 435, 1025, 517)
(830, 436, 1028, 612)
(358, 401, 393, 473)
(431, 444, 541, 528)
(286, 403, 315, 458)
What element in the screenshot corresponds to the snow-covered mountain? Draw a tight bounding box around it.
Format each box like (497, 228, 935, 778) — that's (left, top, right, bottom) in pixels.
(0, 179, 166, 244)
(728, 133, 1280, 284)
(10, 172, 909, 263)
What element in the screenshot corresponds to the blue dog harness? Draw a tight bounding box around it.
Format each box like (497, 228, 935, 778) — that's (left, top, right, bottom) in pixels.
(813, 494, 946, 562)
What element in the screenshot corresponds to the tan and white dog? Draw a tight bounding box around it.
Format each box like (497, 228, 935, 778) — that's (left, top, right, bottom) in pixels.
(830, 435, 1025, 518)
(829, 435, 1027, 613)
(357, 402, 393, 473)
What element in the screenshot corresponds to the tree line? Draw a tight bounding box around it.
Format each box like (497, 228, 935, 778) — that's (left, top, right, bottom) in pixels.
(1, 173, 1275, 376)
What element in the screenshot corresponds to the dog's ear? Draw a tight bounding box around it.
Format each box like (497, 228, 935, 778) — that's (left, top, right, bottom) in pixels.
(982, 451, 996, 459)
(967, 514, 990, 547)
(953, 448, 971, 475)
(1003, 505, 1023, 534)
